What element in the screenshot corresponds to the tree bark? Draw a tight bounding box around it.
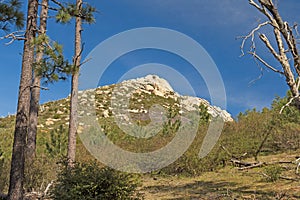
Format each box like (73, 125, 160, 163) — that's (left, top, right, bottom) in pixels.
(26, 0, 49, 162)
(67, 0, 82, 167)
(8, 0, 38, 199)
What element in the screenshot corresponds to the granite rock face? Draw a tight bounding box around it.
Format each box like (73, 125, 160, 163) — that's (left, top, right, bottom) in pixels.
(78, 74, 233, 122)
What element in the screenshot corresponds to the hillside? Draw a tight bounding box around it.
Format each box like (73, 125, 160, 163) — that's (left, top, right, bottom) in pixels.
(142, 151, 300, 199)
(0, 74, 233, 167)
(1, 75, 300, 199)
(33, 74, 232, 139)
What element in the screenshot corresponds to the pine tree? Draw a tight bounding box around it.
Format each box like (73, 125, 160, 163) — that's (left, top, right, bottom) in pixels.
(46, 0, 95, 167)
(55, 0, 95, 167)
(68, 0, 95, 166)
(8, 0, 38, 199)
(26, 0, 49, 162)
(26, 0, 72, 163)
(67, 0, 82, 167)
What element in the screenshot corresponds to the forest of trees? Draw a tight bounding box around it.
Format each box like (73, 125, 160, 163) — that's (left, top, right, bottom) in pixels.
(0, 0, 96, 199)
(0, 0, 299, 199)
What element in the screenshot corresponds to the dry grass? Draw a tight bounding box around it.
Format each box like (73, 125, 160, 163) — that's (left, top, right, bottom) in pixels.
(140, 151, 300, 200)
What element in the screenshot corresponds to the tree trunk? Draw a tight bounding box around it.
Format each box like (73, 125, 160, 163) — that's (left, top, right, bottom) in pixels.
(293, 97, 300, 110)
(8, 0, 38, 199)
(26, 0, 49, 162)
(67, 0, 82, 167)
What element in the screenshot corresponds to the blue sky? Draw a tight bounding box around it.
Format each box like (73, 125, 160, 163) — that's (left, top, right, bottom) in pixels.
(0, 0, 299, 118)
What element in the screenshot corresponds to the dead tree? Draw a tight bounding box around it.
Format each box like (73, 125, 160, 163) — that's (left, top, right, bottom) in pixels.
(240, 0, 300, 112)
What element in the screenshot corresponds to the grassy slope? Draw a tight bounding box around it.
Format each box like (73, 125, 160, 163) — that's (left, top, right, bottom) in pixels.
(141, 151, 300, 200)
(1, 83, 300, 198)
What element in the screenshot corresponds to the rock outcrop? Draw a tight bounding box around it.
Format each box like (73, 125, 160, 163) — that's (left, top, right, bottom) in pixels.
(78, 74, 233, 122)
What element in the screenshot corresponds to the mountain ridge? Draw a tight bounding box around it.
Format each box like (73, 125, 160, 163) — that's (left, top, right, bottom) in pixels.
(1, 74, 233, 134)
(77, 74, 233, 123)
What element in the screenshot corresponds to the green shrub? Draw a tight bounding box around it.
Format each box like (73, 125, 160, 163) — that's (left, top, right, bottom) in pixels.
(53, 113, 61, 119)
(263, 165, 283, 182)
(24, 157, 57, 193)
(0, 148, 9, 194)
(50, 161, 142, 200)
(159, 124, 224, 176)
(45, 125, 68, 158)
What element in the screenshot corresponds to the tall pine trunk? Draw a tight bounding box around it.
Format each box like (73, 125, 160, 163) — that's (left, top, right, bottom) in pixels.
(26, 0, 49, 162)
(8, 0, 38, 199)
(67, 0, 82, 166)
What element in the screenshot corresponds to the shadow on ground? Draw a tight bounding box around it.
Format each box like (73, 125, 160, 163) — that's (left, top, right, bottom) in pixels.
(144, 179, 300, 200)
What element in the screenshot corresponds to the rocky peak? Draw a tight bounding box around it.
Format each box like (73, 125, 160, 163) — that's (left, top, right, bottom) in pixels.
(78, 74, 233, 122)
(120, 75, 175, 98)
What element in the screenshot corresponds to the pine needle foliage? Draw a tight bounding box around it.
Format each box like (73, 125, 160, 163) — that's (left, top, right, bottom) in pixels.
(32, 34, 73, 84)
(0, 0, 24, 31)
(55, 2, 96, 24)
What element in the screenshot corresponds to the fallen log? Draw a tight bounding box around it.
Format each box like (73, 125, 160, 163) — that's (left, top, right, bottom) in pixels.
(279, 176, 299, 181)
(238, 162, 265, 170)
(230, 158, 253, 167)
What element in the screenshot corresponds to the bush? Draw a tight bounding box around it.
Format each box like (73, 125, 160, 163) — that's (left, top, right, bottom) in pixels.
(45, 125, 68, 158)
(24, 156, 57, 193)
(263, 165, 283, 182)
(0, 149, 9, 194)
(50, 161, 142, 200)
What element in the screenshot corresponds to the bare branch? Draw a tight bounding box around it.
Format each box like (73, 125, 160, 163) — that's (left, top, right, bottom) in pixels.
(259, 33, 282, 61)
(248, 65, 263, 86)
(238, 162, 265, 170)
(30, 85, 49, 90)
(248, 51, 284, 74)
(258, 1, 300, 75)
(239, 21, 270, 56)
(72, 42, 85, 72)
(220, 145, 247, 160)
(286, 23, 300, 75)
(279, 176, 298, 181)
(294, 23, 299, 36)
(296, 157, 300, 174)
(43, 180, 53, 197)
(249, 0, 264, 12)
(258, 0, 274, 9)
(78, 57, 91, 68)
(38, 2, 58, 11)
(249, 0, 276, 24)
(50, 0, 64, 9)
(280, 79, 300, 114)
(0, 30, 26, 45)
